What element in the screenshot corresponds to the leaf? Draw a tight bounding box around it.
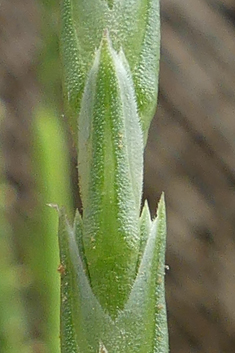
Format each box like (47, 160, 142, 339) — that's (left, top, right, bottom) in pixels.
(60, 0, 86, 139)
(58, 208, 78, 353)
(58, 195, 168, 353)
(114, 194, 168, 353)
(137, 199, 152, 270)
(73, 209, 88, 275)
(114, 0, 161, 143)
(58, 207, 113, 353)
(78, 32, 143, 318)
(153, 195, 169, 353)
(60, 0, 160, 145)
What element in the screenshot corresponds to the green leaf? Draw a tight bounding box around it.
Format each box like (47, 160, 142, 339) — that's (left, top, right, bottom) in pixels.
(114, 0, 161, 143)
(60, 0, 85, 139)
(60, 0, 160, 145)
(58, 195, 168, 353)
(58, 208, 78, 353)
(115, 194, 168, 353)
(138, 200, 152, 270)
(73, 210, 88, 275)
(78, 32, 143, 318)
(153, 194, 169, 353)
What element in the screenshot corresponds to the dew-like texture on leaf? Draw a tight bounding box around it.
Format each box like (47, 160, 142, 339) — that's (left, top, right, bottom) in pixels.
(72, 0, 108, 61)
(78, 33, 143, 318)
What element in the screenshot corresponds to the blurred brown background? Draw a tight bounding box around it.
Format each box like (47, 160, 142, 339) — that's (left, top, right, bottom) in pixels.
(1, 0, 235, 352)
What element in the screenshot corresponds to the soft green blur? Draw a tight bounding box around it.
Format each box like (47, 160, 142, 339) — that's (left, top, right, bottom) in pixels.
(30, 107, 73, 352)
(0, 1, 74, 352)
(0, 106, 73, 353)
(0, 104, 31, 353)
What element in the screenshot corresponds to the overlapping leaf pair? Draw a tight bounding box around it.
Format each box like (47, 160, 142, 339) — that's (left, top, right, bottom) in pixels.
(58, 1, 168, 352)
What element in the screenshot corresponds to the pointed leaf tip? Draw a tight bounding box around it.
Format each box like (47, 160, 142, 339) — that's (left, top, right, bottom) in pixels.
(78, 35, 143, 318)
(156, 192, 166, 217)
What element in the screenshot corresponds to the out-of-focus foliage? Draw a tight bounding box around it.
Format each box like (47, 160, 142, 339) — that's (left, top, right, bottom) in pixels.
(29, 106, 73, 353)
(38, 0, 61, 109)
(0, 104, 31, 353)
(0, 0, 74, 352)
(4, 106, 73, 353)
(0, 178, 30, 353)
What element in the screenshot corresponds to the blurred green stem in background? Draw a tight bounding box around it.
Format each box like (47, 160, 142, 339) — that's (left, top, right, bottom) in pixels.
(30, 106, 73, 353)
(0, 106, 73, 353)
(0, 103, 31, 353)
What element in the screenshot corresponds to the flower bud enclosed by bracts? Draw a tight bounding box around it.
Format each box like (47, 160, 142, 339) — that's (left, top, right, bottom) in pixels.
(59, 1, 168, 352)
